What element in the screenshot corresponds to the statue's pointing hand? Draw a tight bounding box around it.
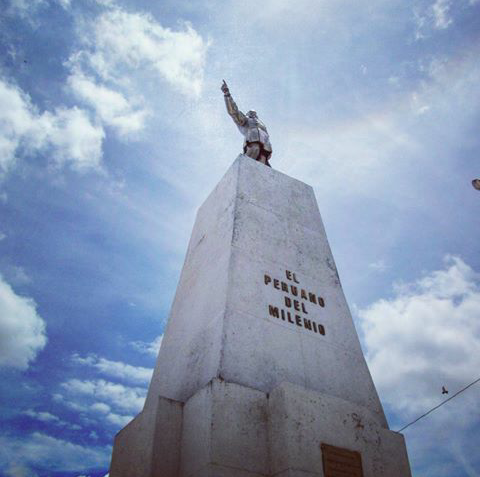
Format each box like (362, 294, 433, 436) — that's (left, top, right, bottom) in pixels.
(221, 80, 230, 95)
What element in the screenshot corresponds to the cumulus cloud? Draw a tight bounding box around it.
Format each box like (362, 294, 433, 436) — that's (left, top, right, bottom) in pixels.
(56, 396, 133, 429)
(23, 410, 60, 423)
(35, 107, 105, 171)
(0, 432, 110, 474)
(360, 255, 480, 414)
(67, 70, 149, 138)
(72, 353, 153, 384)
(104, 412, 133, 427)
(69, 6, 209, 97)
(359, 256, 480, 474)
(130, 334, 163, 356)
(90, 402, 111, 414)
(52, 393, 88, 413)
(1, 2, 209, 177)
(0, 77, 104, 176)
(55, 390, 136, 430)
(61, 378, 146, 413)
(62, 1, 210, 143)
(23, 409, 81, 430)
(0, 275, 47, 370)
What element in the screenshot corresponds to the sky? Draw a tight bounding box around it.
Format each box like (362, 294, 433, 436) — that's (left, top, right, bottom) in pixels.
(0, 0, 479, 475)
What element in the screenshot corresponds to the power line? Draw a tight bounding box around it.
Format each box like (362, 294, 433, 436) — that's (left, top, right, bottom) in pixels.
(396, 376, 480, 433)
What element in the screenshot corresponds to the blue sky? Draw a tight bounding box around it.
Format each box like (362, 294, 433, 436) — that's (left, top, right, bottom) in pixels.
(0, 0, 479, 475)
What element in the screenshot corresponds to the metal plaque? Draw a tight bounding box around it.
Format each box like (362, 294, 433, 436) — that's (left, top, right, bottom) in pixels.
(321, 443, 364, 477)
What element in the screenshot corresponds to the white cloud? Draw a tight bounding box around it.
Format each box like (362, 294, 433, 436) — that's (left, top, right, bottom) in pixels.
(55, 390, 135, 429)
(413, 0, 455, 39)
(359, 256, 480, 474)
(131, 334, 163, 356)
(360, 255, 480, 414)
(90, 402, 111, 414)
(23, 409, 81, 430)
(0, 275, 47, 370)
(35, 107, 104, 171)
(72, 353, 153, 384)
(67, 70, 149, 137)
(6, 0, 71, 26)
(0, 232, 6, 240)
(23, 410, 59, 423)
(69, 5, 210, 97)
(0, 432, 110, 474)
(61, 378, 146, 413)
(105, 412, 133, 427)
(52, 393, 89, 413)
(0, 77, 36, 174)
(0, 77, 104, 176)
(2, 3, 208, 176)
(432, 0, 453, 29)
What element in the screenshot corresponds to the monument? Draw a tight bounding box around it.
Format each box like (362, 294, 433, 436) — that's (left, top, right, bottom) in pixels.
(109, 86, 411, 477)
(221, 80, 272, 167)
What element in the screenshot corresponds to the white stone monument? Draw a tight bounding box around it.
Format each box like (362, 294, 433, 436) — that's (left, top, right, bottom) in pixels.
(110, 155, 411, 477)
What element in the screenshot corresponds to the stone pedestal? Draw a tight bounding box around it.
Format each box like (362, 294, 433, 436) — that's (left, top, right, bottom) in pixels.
(110, 155, 411, 477)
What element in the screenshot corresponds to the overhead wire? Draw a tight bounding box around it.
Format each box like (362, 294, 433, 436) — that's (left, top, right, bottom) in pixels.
(396, 376, 480, 433)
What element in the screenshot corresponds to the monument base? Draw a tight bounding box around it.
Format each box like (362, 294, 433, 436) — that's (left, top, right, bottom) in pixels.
(110, 379, 410, 477)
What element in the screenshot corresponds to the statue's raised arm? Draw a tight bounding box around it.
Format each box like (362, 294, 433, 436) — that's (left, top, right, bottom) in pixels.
(221, 80, 272, 167)
(222, 80, 247, 127)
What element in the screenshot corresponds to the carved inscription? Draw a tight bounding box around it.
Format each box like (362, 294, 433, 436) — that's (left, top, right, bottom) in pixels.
(321, 444, 364, 477)
(264, 270, 325, 336)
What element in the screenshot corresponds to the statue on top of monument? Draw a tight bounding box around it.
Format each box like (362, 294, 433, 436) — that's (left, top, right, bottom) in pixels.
(221, 80, 272, 167)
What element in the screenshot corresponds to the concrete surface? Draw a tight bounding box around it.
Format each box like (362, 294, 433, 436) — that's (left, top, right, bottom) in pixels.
(109, 155, 411, 476)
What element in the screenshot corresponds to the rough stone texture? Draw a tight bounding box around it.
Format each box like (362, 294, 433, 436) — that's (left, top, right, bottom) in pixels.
(110, 155, 411, 476)
(268, 382, 411, 477)
(181, 379, 269, 477)
(145, 155, 386, 426)
(110, 396, 182, 477)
